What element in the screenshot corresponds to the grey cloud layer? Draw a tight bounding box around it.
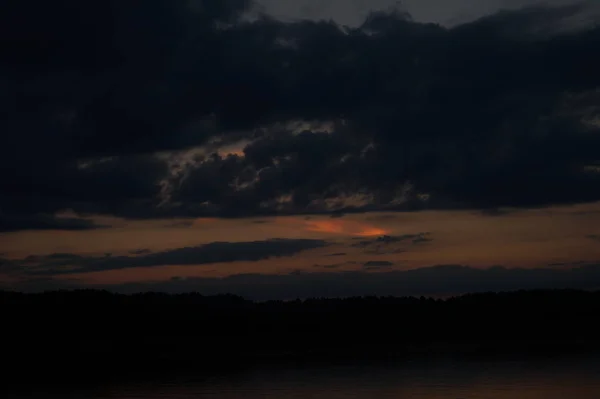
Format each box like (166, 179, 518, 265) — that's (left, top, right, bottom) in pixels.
(2, 0, 600, 229)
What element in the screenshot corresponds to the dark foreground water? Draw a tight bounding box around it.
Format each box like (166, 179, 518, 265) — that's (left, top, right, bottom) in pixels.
(8, 356, 600, 399)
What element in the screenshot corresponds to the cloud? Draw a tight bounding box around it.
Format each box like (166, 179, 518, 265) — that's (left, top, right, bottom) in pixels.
(12, 263, 599, 300)
(313, 263, 345, 269)
(351, 233, 432, 254)
(479, 208, 515, 217)
(129, 249, 153, 255)
(2, 1, 600, 226)
(351, 234, 431, 246)
(587, 234, 600, 241)
(363, 260, 394, 269)
(163, 221, 195, 228)
(412, 235, 433, 244)
(548, 260, 591, 267)
(129, 263, 600, 299)
(0, 214, 106, 232)
(15, 238, 328, 276)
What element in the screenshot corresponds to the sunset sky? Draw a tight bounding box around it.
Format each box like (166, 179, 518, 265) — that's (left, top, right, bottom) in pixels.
(1, 0, 600, 299)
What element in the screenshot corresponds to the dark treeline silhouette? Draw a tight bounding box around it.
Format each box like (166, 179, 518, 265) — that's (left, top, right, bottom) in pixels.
(3, 289, 600, 388)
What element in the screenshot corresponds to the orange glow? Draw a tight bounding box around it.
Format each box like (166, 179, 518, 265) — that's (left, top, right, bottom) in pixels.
(217, 140, 250, 158)
(357, 227, 389, 237)
(304, 219, 388, 237)
(192, 217, 220, 225)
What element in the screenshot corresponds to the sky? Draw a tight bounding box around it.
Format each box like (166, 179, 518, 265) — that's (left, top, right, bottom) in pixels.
(1, 0, 600, 299)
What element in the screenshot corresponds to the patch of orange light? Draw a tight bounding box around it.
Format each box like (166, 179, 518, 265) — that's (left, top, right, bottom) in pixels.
(356, 227, 388, 237)
(304, 219, 389, 237)
(192, 217, 220, 225)
(305, 220, 345, 234)
(217, 140, 250, 158)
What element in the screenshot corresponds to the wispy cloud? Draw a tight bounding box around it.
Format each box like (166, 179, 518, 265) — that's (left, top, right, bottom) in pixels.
(351, 233, 432, 254)
(11, 239, 329, 276)
(363, 260, 394, 270)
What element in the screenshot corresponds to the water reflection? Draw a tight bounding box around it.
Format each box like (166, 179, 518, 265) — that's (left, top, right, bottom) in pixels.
(10, 357, 600, 398)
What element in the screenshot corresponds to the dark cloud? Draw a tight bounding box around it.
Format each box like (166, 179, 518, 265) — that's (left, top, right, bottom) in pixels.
(412, 236, 433, 244)
(313, 263, 344, 269)
(479, 208, 514, 217)
(11, 263, 600, 300)
(363, 260, 394, 269)
(12, 238, 328, 276)
(0, 152, 170, 224)
(2, 1, 600, 227)
(587, 234, 600, 241)
(0, 277, 81, 293)
(352, 233, 432, 254)
(330, 212, 346, 218)
(351, 234, 426, 247)
(548, 260, 591, 267)
(120, 263, 600, 300)
(129, 249, 153, 256)
(0, 214, 105, 232)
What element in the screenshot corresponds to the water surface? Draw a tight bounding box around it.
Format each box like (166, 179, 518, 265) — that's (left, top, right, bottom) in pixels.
(10, 356, 600, 398)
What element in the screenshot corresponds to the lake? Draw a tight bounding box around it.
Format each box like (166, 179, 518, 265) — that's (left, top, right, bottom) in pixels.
(7, 356, 600, 398)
